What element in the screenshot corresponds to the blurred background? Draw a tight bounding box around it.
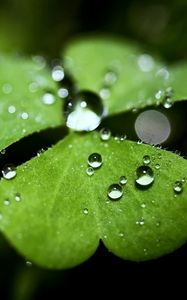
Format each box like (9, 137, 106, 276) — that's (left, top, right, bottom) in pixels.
(1, 0, 187, 299)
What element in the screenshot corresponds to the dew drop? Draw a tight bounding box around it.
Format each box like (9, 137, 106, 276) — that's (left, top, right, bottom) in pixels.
(119, 176, 127, 185)
(42, 92, 56, 105)
(15, 193, 21, 202)
(86, 167, 94, 176)
(2, 83, 13, 94)
(173, 181, 183, 194)
(163, 97, 173, 109)
(4, 199, 10, 206)
(26, 261, 33, 267)
(88, 153, 102, 169)
(136, 217, 145, 225)
(99, 88, 111, 100)
(143, 155, 151, 165)
(100, 128, 111, 141)
(155, 163, 160, 170)
(1, 149, 6, 155)
(58, 88, 69, 98)
(137, 54, 154, 72)
(135, 166, 154, 188)
(64, 91, 105, 131)
(2, 164, 17, 180)
(52, 66, 64, 82)
(21, 112, 29, 120)
(118, 232, 124, 238)
(108, 184, 123, 200)
(8, 105, 16, 114)
(104, 70, 117, 86)
(83, 208, 89, 215)
(140, 203, 146, 208)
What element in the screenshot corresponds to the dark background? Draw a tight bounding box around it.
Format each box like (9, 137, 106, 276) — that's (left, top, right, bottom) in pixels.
(0, 0, 187, 299)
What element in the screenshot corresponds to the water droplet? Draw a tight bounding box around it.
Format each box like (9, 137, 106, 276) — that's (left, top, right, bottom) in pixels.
(1, 149, 6, 155)
(15, 193, 21, 202)
(52, 66, 64, 82)
(58, 88, 69, 98)
(32, 55, 46, 69)
(118, 232, 124, 238)
(29, 82, 39, 93)
(135, 110, 171, 145)
(104, 70, 117, 86)
(8, 105, 16, 114)
(156, 68, 170, 80)
(155, 163, 160, 170)
(26, 261, 33, 267)
(156, 221, 160, 227)
(135, 166, 154, 188)
(143, 155, 151, 165)
(140, 203, 146, 208)
(83, 208, 89, 215)
(163, 97, 173, 109)
(2, 164, 17, 180)
(137, 54, 154, 72)
(99, 88, 111, 100)
(108, 184, 123, 200)
(0, 212, 3, 220)
(119, 176, 127, 185)
(100, 128, 111, 141)
(4, 199, 10, 206)
(21, 112, 29, 120)
(173, 181, 183, 194)
(86, 167, 94, 176)
(64, 91, 105, 132)
(88, 153, 102, 169)
(42, 92, 56, 105)
(155, 90, 163, 100)
(2, 83, 13, 94)
(136, 217, 145, 225)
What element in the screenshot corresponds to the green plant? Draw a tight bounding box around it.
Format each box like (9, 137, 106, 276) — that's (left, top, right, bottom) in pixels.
(0, 36, 187, 269)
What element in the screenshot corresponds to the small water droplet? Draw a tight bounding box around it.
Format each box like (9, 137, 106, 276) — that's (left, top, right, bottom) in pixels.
(155, 90, 163, 100)
(42, 92, 56, 105)
(163, 97, 173, 109)
(8, 105, 16, 114)
(173, 181, 183, 194)
(137, 54, 154, 72)
(4, 199, 10, 206)
(119, 176, 127, 185)
(108, 184, 123, 200)
(136, 217, 145, 225)
(140, 203, 146, 208)
(118, 232, 124, 238)
(88, 153, 102, 169)
(156, 221, 160, 227)
(26, 261, 33, 267)
(83, 208, 89, 215)
(100, 128, 111, 141)
(2, 164, 17, 180)
(143, 155, 151, 165)
(86, 167, 94, 176)
(135, 166, 154, 188)
(64, 91, 105, 131)
(2, 83, 13, 94)
(1, 149, 6, 155)
(52, 66, 64, 82)
(104, 70, 117, 86)
(155, 163, 160, 170)
(99, 88, 111, 100)
(21, 112, 29, 120)
(15, 193, 21, 202)
(29, 82, 39, 93)
(58, 88, 69, 98)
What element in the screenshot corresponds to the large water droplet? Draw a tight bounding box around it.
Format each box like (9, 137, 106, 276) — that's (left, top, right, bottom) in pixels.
(2, 164, 17, 180)
(119, 176, 127, 185)
(64, 91, 105, 131)
(135, 166, 154, 188)
(173, 181, 183, 194)
(88, 153, 102, 169)
(100, 128, 111, 141)
(86, 167, 94, 176)
(135, 110, 171, 145)
(108, 184, 123, 200)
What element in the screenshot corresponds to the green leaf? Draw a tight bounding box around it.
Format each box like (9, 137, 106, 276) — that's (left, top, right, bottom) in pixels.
(0, 132, 187, 269)
(0, 54, 63, 151)
(63, 36, 187, 115)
